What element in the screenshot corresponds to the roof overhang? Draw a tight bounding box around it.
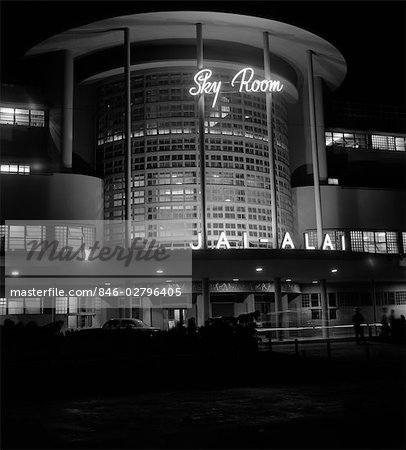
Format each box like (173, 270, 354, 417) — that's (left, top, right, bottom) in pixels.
(26, 11, 347, 90)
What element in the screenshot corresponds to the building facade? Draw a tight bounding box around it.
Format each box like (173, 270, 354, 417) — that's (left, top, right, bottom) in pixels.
(1, 11, 405, 335)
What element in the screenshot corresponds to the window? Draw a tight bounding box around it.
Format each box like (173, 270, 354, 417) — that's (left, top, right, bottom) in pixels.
(8, 299, 24, 314)
(311, 293, 319, 308)
(0, 107, 45, 127)
(350, 230, 399, 254)
(328, 292, 337, 307)
(0, 298, 7, 315)
(8, 225, 25, 249)
(25, 298, 41, 314)
(337, 292, 360, 307)
(301, 294, 310, 308)
(328, 178, 339, 185)
(56, 297, 68, 314)
(1, 163, 30, 175)
(311, 309, 321, 320)
(395, 292, 406, 305)
(329, 309, 337, 320)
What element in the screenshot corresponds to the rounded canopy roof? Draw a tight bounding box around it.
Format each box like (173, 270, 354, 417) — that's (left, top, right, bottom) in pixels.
(26, 11, 347, 89)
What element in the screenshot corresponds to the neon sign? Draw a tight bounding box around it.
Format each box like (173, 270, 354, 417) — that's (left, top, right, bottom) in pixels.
(189, 68, 284, 108)
(190, 232, 346, 251)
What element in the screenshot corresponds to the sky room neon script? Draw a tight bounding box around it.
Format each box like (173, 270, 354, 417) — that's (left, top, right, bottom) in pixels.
(189, 68, 284, 108)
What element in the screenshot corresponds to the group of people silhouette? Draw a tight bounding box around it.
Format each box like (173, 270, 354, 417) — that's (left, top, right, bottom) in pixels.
(352, 306, 406, 344)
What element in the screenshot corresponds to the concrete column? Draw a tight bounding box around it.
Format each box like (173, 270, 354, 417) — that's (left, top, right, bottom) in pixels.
(124, 27, 132, 250)
(202, 277, 210, 323)
(196, 290, 210, 326)
(196, 23, 207, 249)
(263, 32, 279, 248)
(314, 77, 328, 180)
(62, 50, 73, 170)
(371, 279, 377, 323)
(306, 50, 323, 248)
(274, 277, 283, 340)
(245, 293, 255, 314)
(320, 279, 329, 338)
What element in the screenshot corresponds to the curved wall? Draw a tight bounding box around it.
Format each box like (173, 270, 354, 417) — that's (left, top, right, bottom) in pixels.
(97, 66, 293, 248)
(294, 186, 406, 236)
(2, 173, 104, 220)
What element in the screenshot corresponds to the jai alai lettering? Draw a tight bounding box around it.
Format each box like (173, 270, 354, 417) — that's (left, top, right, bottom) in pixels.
(189, 67, 284, 107)
(190, 231, 347, 251)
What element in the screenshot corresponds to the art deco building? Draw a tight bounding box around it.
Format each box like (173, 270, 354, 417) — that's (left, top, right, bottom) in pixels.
(1, 11, 405, 334)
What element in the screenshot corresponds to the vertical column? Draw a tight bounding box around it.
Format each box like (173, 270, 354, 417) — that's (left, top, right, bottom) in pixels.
(371, 279, 377, 324)
(196, 23, 207, 250)
(314, 77, 328, 181)
(62, 50, 73, 170)
(202, 278, 210, 323)
(124, 28, 132, 250)
(263, 32, 279, 248)
(196, 286, 211, 326)
(274, 277, 283, 340)
(320, 278, 329, 338)
(306, 50, 323, 248)
(196, 24, 210, 323)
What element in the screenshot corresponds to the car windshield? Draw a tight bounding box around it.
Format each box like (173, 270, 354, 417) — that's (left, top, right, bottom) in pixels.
(103, 319, 148, 328)
(123, 319, 147, 328)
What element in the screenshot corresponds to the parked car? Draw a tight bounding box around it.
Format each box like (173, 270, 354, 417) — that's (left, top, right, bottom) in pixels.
(102, 318, 160, 333)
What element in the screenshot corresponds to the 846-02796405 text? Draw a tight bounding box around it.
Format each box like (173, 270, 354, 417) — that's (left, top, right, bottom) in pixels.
(9, 286, 183, 298)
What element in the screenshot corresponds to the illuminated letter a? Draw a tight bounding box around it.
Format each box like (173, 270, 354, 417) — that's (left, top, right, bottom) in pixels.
(281, 232, 295, 249)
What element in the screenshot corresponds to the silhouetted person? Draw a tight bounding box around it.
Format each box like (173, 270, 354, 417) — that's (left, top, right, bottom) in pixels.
(186, 317, 197, 335)
(352, 306, 365, 344)
(381, 308, 390, 340)
(400, 315, 406, 342)
(3, 318, 15, 329)
(388, 309, 396, 337)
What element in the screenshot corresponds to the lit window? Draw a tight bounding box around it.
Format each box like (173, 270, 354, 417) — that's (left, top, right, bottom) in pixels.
(56, 297, 68, 314)
(0, 163, 30, 175)
(372, 134, 396, 151)
(0, 107, 45, 127)
(25, 298, 41, 314)
(0, 107, 14, 125)
(0, 298, 7, 315)
(8, 299, 24, 314)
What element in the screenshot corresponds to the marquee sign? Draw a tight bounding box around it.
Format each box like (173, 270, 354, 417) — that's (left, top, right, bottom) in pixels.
(189, 67, 284, 108)
(190, 231, 346, 251)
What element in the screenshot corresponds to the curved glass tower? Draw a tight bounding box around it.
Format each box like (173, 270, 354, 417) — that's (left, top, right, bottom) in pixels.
(98, 67, 293, 248)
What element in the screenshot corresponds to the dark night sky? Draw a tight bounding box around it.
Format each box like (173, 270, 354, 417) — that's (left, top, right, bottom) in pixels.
(1, 1, 405, 106)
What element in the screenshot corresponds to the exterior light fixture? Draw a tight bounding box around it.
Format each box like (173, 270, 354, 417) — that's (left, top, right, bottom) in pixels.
(11, 271, 19, 276)
(225, 198, 231, 202)
(233, 278, 239, 282)
(256, 267, 263, 272)
(156, 269, 164, 274)
(331, 268, 338, 273)
(312, 280, 318, 284)
(286, 278, 292, 282)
